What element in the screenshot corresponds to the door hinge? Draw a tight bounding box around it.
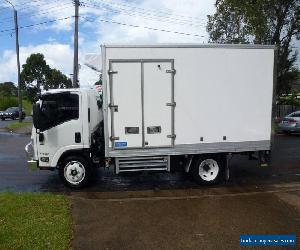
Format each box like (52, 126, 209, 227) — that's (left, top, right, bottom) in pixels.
(108, 70, 118, 74)
(109, 104, 118, 112)
(167, 134, 176, 139)
(110, 136, 120, 141)
(166, 69, 176, 74)
(166, 102, 176, 107)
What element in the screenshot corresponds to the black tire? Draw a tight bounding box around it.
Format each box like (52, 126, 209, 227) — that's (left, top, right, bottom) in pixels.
(59, 155, 91, 189)
(283, 131, 291, 135)
(1, 118, 4, 121)
(191, 155, 225, 185)
(11, 116, 15, 120)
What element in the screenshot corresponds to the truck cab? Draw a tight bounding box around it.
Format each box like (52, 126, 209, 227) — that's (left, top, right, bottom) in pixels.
(25, 88, 104, 188)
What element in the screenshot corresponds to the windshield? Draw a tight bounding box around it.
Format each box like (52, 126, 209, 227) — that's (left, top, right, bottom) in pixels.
(5, 107, 17, 112)
(36, 92, 79, 131)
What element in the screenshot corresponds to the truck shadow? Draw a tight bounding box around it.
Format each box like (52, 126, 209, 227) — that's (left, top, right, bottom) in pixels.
(39, 134, 300, 193)
(40, 159, 300, 193)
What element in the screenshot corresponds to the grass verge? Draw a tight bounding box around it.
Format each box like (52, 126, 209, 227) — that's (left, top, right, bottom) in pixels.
(6, 121, 32, 130)
(0, 192, 72, 250)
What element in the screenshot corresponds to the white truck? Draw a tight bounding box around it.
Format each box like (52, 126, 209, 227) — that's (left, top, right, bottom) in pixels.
(25, 44, 276, 188)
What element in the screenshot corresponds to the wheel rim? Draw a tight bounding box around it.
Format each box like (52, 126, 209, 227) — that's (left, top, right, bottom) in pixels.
(64, 161, 86, 185)
(198, 159, 219, 181)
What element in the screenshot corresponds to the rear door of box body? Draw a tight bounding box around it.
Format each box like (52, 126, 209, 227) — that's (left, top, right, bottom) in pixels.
(143, 62, 173, 147)
(109, 60, 174, 149)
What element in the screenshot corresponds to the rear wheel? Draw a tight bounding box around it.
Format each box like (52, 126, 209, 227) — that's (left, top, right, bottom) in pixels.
(191, 155, 224, 185)
(59, 155, 91, 189)
(1, 118, 4, 120)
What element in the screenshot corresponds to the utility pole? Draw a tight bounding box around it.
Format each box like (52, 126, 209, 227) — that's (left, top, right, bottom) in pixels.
(4, 0, 22, 122)
(73, 0, 79, 88)
(14, 10, 22, 123)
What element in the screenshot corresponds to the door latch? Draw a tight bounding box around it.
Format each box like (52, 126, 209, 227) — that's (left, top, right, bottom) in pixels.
(166, 102, 176, 107)
(109, 104, 118, 112)
(108, 70, 118, 74)
(167, 134, 176, 139)
(166, 69, 176, 74)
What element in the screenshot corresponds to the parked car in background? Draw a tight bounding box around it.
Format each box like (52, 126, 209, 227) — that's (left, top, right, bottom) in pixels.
(278, 111, 300, 134)
(0, 107, 26, 120)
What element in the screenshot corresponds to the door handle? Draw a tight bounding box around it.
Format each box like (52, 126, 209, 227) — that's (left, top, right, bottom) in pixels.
(39, 132, 44, 142)
(75, 132, 81, 143)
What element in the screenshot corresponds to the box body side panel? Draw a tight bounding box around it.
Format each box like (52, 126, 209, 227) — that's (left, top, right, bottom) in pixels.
(103, 46, 274, 157)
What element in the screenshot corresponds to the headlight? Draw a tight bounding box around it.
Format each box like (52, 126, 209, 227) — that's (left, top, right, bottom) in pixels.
(25, 140, 34, 159)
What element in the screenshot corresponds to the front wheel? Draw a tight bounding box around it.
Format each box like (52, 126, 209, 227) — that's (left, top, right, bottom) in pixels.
(59, 156, 91, 189)
(191, 155, 224, 185)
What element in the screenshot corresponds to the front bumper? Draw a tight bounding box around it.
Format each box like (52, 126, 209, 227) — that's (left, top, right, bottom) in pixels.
(25, 141, 38, 171)
(0, 113, 13, 118)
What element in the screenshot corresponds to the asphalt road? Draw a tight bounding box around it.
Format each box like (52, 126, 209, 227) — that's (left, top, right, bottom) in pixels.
(0, 132, 299, 192)
(0, 116, 32, 129)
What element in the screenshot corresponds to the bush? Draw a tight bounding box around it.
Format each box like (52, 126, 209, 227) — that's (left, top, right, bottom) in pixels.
(0, 96, 32, 115)
(0, 96, 18, 111)
(278, 91, 300, 106)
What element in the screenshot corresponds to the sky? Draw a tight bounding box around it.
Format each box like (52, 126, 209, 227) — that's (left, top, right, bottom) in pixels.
(0, 0, 299, 87)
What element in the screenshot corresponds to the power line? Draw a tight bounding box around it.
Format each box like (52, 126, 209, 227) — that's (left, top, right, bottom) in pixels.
(81, 2, 206, 28)
(0, 0, 44, 12)
(81, 16, 204, 37)
(0, 0, 68, 10)
(0, 16, 74, 33)
(0, 2, 206, 38)
(0, 4, 73, 24)
(0, 0, 70, 13)
(83, 0, 207, 25)
(93, 0, 207, 22)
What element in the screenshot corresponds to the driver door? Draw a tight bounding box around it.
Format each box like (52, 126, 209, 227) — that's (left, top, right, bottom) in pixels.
(36, 92, 83, 167)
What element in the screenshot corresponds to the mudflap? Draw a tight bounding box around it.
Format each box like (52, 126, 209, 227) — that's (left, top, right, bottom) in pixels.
(258, 150, 271, 167)
(225, 155, 230, 181)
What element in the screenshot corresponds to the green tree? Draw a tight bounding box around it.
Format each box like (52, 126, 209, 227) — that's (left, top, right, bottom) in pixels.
(0, 82, 17, 96)
(46, 69, 72, 89)
(21, 53, 50, 93)
(207, 0, 300, 95)
(21, 53, 72, 101)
